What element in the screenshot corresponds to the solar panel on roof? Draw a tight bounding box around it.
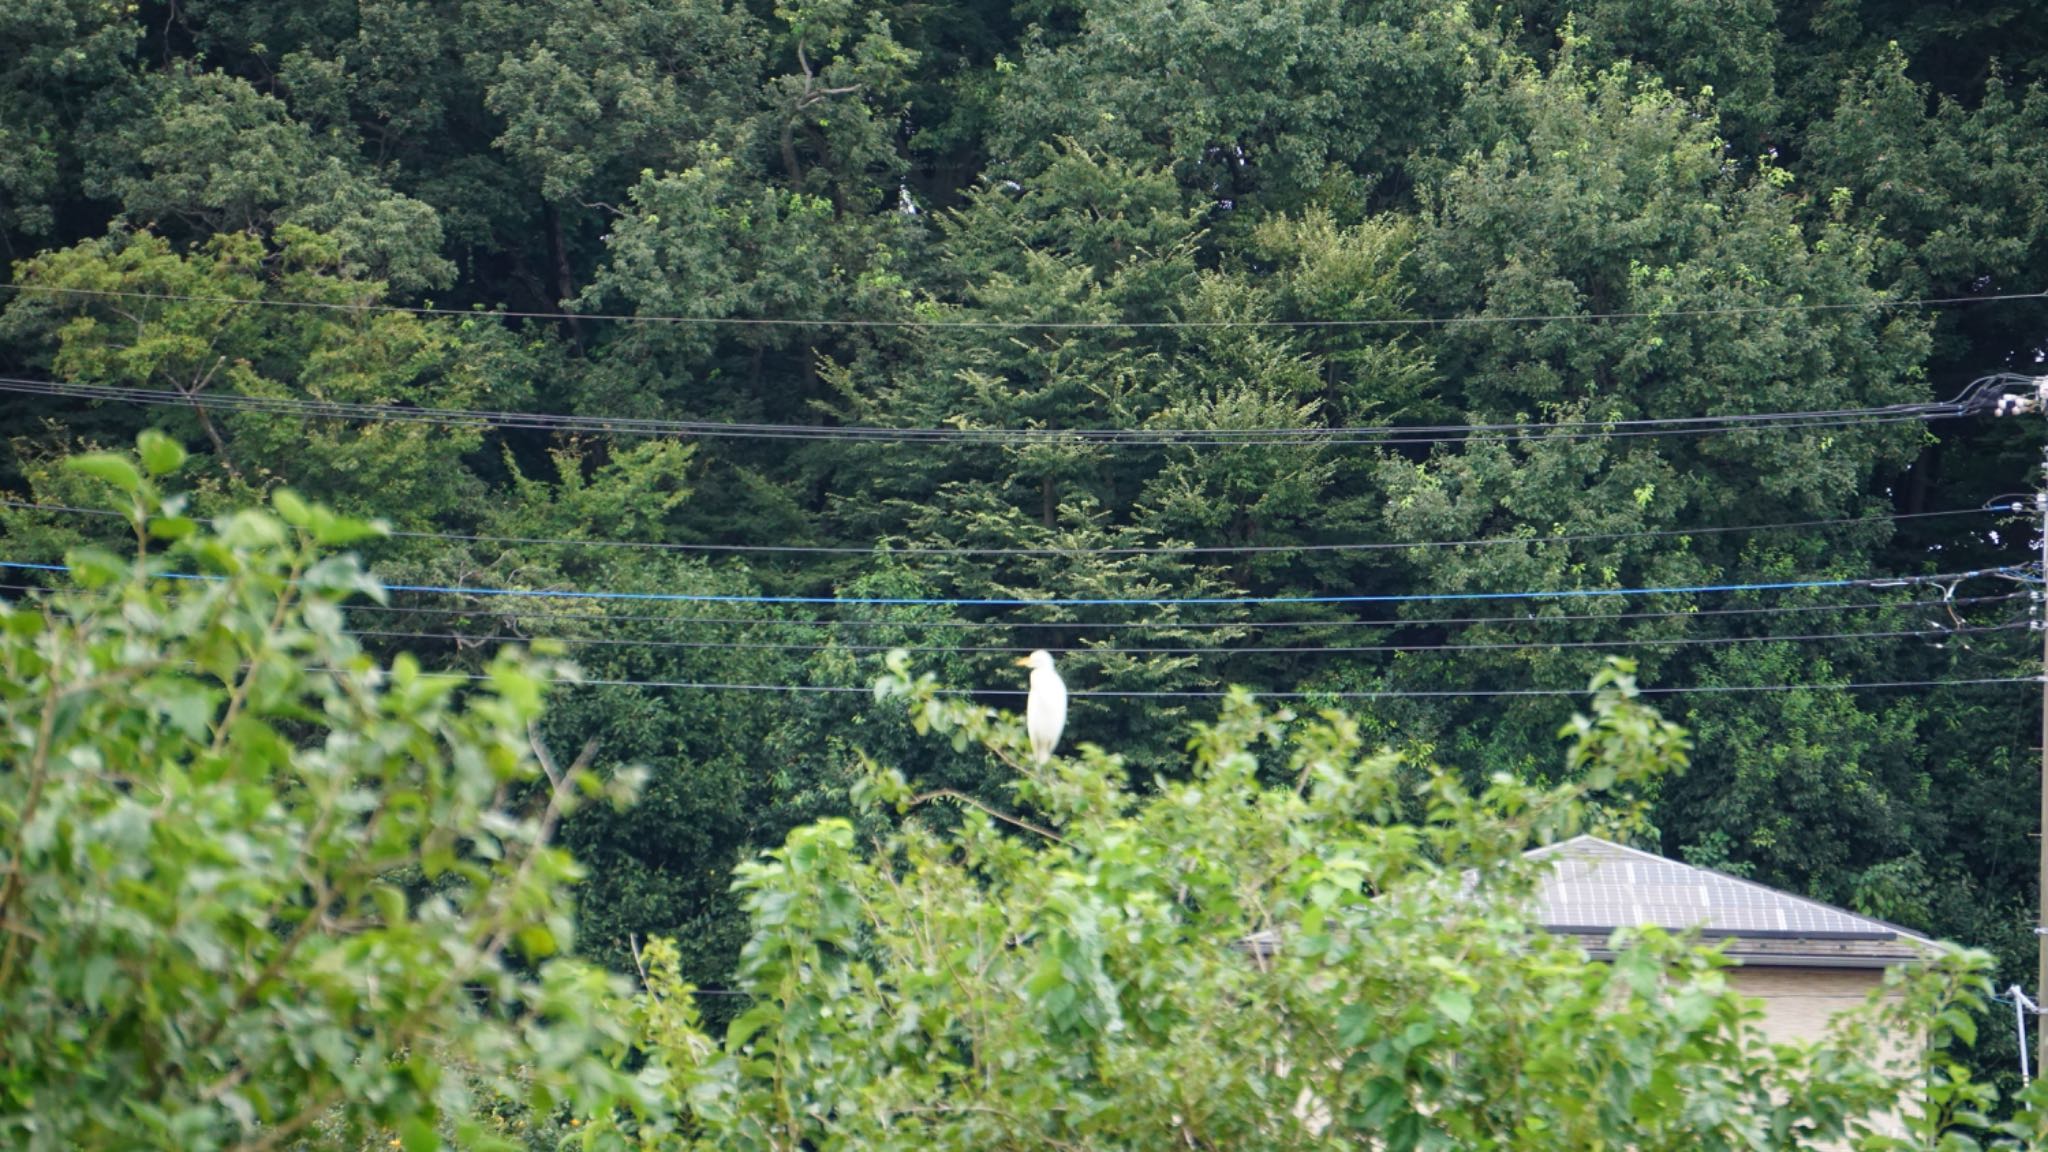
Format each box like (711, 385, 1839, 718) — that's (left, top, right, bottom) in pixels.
(1528, 837, 1915, 940)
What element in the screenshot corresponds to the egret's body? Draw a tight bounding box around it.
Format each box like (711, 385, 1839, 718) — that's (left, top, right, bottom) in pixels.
(1014, 650, 1067, 764)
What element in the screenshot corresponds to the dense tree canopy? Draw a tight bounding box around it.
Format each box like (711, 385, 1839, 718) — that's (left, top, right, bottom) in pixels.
(0, 436, 649, 1150)
(4, 0, 2047, 1103)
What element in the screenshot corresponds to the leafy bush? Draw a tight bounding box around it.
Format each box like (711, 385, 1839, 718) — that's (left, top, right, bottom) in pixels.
(0, 433, 648, 1151)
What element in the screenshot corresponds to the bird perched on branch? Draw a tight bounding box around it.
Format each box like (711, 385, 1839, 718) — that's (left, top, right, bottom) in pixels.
(1013, 650, 1067, 765)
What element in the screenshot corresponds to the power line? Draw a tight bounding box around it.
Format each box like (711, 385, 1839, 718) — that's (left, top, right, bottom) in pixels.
(0, 376, 1962, 448)
(342, 589, 2039, 629)
(343, 620, 2029, 658)
(5, 281, 2043, 330)
(0, 497, 1995, 557)
(301, 504, 2019, 555)
(329, 669, 2041, 699)
(5, 580, 2022, 633)
(0, 575, 2008, 625)
(0, 373, 1953, 444)
(0, 557, 2017, 607)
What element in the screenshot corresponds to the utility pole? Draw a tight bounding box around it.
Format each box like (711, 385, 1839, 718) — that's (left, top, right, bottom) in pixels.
(1989, 378, 2048, 1072)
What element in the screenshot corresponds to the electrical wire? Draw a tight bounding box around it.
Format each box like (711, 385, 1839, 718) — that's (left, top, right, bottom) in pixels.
(0, 375, 1962, 448)
(4, 584, 2025, 631)
(339, 589, 2040, 629)
(4, 581, 2023, 634)
(341, 620, 2030, 657)
(0, 557, 2017, 607)
(5, 281, 2043, 330)
(0, 497, 1993, 557)
(313, 669, 2041, 699)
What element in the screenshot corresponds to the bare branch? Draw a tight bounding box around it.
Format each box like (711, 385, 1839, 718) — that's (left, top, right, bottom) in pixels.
(528, 722, 565, 791)
(907, 789, 1064, 844)
(178, 355, 241, 481)
(528, 727, 597, 794)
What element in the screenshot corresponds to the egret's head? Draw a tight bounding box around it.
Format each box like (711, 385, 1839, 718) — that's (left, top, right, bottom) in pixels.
(1012, 650, 1055, 672)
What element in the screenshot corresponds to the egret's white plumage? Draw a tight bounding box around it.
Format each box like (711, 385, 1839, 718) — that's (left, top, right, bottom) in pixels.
(1014, 650, 1067, 764)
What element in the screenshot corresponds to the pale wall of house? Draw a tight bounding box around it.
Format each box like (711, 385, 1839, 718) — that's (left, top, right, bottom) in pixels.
(1730, 965, 1915, 1141)
(1729, 966, 1887, 1046)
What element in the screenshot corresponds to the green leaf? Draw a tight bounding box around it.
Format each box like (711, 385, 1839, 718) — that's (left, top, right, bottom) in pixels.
(516, 924, 558, 958)
(80, 954, 118, 1010)
(136, 430, 188, 476)
(271, 488, 311, 527)
(1348, 1077, 1405, 1129)
(64, 546, 129, 589)
(1387, 1111, 1425, 1152)
(312, 513, 389, 547)
(373, 885, 408, 926)
(401, 1116, 439, 1152)
(65, 452, 143, 494)
(726, 1004, 779, 1050)
(145, 678, 218, 739)
(1936, 1007, 1978, 1047)
(1431, 987, 1473, 1026)
(147, 515, 200, 540)
(302, 555, 382, 599)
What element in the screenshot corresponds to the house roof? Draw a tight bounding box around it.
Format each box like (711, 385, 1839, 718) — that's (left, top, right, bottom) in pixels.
(1521, 835, 1937, 968)
(1242, 835, 1939, 969)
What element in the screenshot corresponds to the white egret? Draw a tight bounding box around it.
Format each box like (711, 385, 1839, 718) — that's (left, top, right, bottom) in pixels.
(1013, 650, 1067, 765)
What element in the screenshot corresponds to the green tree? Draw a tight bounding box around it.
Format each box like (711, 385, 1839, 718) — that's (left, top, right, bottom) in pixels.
(0, 226, 517, 532)
(603, 657, 2042, 1149)
(477, 0, 761, 213)
(0, 433, 649, 1150)
(1371, 51, 1939, 805)
(1489, 0, 1781, 136)
(0, 0, 139, 250)
(80, 70, 454, 293)
(990, 0, 1495, 214)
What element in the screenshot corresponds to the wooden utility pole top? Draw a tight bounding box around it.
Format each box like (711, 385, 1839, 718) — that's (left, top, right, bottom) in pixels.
(2037, 463, 2047, 1076)
(1985, 379, 2048, 1072)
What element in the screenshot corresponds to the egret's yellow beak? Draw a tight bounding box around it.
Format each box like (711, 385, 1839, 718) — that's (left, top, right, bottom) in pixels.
(1012, 656, 1033, 667)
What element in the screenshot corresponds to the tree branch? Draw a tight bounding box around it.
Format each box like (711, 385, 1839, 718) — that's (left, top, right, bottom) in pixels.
(527, 723, 598, 794)
(178, 356, 242, 482)
(907, 789, 1064, 844)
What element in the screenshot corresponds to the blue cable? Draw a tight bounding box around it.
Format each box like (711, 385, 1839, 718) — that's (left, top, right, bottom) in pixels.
(0, 559, 2013, 608)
